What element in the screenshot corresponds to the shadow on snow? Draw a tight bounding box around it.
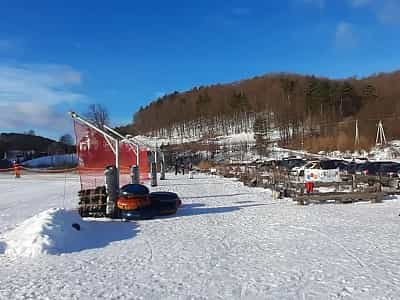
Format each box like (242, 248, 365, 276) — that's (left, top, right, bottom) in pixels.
(0, 241, 5, 254)
(171, 202, 273, 218)
(0, 219, 139, 256)
(57, 219, 139, 254)
(158, 182, 225, 187)
(183, 192, 254, 199)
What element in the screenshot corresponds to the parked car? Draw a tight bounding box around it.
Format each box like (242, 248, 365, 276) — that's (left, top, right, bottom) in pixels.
(378, 163, 400, 177)
(291, 160, 320, 177)
(279, 158, 306, 171)
(369, 162, 400, 177)
(347, 161, 358, 174)
(354, 163, 369, 175)
(0, 159, 12, 169)
(319, 160, 349, 173)
(355, 161, 400, 177)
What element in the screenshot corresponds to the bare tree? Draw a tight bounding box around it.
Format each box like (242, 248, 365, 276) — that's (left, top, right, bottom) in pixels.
(48, 142, 65, 155)
(85, 104, 109, 128)
(24, 129, 36, 136)
(59, 133, 74, 146)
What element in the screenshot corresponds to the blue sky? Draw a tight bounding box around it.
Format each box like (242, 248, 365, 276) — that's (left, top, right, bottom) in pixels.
(0, 0, 399, 139)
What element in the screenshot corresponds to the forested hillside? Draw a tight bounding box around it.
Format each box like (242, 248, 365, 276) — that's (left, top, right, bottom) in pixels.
(130, 71, 400, 151)
(0, 133, 74, 158)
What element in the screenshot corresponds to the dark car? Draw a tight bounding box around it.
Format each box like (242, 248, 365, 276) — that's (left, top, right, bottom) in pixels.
(0, 159, 12, 169)
(319, 160, 349, 171)
(356, 161, 400, 177)
(279, 158, 307, 170)
(354, 163, 369, 175)
(375, 162, 400, 177)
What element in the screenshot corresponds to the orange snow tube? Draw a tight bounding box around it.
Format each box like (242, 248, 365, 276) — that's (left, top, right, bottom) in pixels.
(117, 196, 151, 211)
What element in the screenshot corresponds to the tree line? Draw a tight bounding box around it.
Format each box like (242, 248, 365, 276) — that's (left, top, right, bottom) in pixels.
(127, 70, 400, 151)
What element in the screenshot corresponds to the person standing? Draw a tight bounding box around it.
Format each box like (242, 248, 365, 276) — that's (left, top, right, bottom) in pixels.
(181, 162, 185, 175)
(189, 163, 194, 179)
(175, 159, 179, 175)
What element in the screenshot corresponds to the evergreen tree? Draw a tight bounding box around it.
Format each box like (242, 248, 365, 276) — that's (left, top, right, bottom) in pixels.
(340, 82, 361, 117)
(362, 84, 378, 101)
(253, 114, 269, 156)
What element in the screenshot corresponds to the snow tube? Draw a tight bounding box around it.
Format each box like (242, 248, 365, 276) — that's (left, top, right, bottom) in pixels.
(120, 184, 149, 197)
(149, 192, 181, 216)
(120, 206, 156, 220)
(118, 184, 151, 211)
(117, 197, 151, 211)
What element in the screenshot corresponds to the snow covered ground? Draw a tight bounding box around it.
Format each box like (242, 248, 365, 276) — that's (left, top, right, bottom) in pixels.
(0, 173, 79, 235)
(133, 132, 258, 148)
(1, 173, 400, 299)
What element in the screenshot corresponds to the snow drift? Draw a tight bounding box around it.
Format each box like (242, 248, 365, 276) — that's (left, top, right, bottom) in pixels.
(22, 154, 78, 168)
(0, 208, 137, 258)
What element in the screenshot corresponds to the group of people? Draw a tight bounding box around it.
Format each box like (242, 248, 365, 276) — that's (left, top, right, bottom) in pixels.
(174, 159, 193, 176)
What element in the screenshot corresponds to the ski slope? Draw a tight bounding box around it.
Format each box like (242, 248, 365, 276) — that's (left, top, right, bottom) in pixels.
(1, 173, 400, 299)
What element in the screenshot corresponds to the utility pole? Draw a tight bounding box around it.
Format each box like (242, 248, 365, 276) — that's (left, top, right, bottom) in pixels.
(375, 120, 387, 146)
(354, 119, 360, 148)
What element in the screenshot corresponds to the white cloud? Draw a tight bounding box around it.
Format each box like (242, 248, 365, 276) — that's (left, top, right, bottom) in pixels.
(335, 21, 358, 49)
(0, 64, 85, 132)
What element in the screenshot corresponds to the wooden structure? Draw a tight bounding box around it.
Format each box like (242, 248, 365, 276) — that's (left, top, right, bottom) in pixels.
(295, 191, 385, 205)
(214, 161, 400, 205)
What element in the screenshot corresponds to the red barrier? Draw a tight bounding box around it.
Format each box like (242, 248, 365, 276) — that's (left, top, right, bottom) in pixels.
(139, 148, 150, 181)
(73, 120, 149, 189)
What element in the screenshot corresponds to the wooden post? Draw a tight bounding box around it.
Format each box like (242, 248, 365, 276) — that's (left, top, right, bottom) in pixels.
(131, 165, 140, 184)
(151, 162, 157, 187)
(160, 159, 166, 180)
(105, 166, 119, 218)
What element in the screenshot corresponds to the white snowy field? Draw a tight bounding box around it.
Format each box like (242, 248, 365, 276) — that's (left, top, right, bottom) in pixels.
(1, 173, 400, 299)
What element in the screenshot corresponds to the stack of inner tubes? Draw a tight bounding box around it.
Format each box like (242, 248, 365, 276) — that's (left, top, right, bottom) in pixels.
(149, 192, 181, 216)
(117, 184, 182, 220)
(117, 184, 152, 220)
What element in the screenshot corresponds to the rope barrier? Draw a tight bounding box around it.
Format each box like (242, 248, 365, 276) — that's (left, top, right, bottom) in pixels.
(20, 166, 78, 173)
(0, 166, 143, 177)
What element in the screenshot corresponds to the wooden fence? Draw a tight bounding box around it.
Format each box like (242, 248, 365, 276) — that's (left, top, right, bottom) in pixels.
(214, 162, 400, 205)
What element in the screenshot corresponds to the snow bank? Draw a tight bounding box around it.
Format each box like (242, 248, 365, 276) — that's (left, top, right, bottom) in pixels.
(0, 208, 137, 258)
(369, 143, 400, 161)
(134, 135, 199, 147)
(1, 208, 83, 258)
(134, 130, 272, 147)
(23, 154, 78, 168)
(214, 132, 255, 144)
